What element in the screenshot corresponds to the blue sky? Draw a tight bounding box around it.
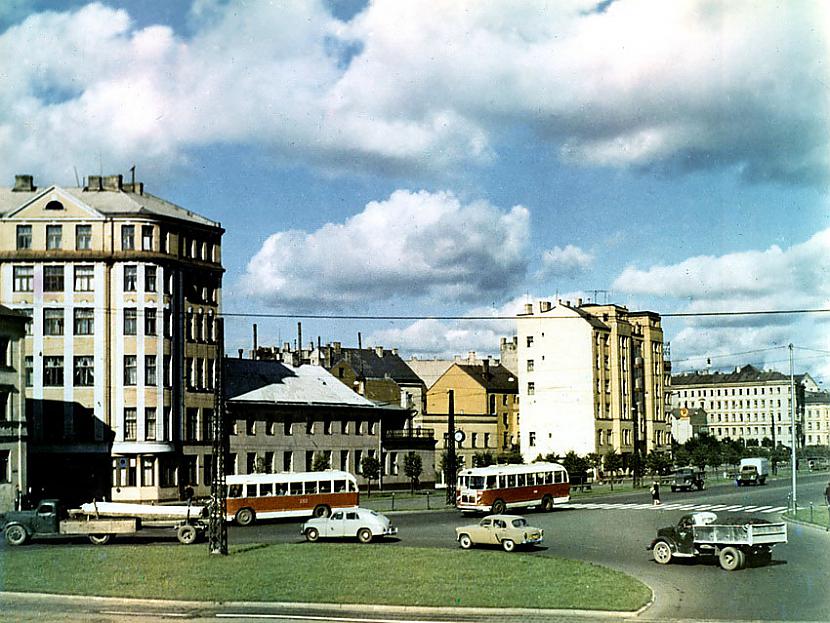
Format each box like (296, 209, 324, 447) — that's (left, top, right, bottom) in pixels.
(1, 1, 829, 382)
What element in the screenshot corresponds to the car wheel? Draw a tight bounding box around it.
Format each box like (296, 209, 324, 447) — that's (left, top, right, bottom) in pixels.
(541, 495, 553, 511)
(177, 524, 198, 545)
(719, 546, 743, 571)
(313, 505, 331, 518)
(235, 508, 255, 526)
(492, 499, 506, 514)
(357, 528, 373, 544)
(459, 534, 473, 549)
(652, 540, 672, 565)
(305, 528, 320, 542)
(5, 524, 28, 546)
(501, 538, 516, 552)
(88, 534, 112, 545)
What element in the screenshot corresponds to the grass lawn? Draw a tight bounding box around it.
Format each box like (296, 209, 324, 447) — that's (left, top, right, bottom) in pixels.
(0, 543, 650, 611)
(785, 506, 830, 530)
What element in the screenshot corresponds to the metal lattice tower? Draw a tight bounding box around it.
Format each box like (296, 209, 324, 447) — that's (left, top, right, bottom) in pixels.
(209, 317, 228, 555)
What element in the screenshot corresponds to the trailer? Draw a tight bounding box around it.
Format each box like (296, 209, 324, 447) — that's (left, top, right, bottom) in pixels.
(0, 499, 208, 546)
(648, 512, 787, 571)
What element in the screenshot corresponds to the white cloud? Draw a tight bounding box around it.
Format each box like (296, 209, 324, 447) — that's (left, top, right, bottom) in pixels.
(1, 1, 827, 184)
(538, 244, 593, 278)
(240, 190, 530, 308)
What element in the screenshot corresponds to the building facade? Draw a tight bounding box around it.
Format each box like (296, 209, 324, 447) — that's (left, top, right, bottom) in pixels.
(0, 305, 28, 511)
(670, 365, 816, 448)
(804, 391, 830, 448)
(669, 407, 709, 445)
(0, 174, 223, 503)
(517, 300, 670, 466)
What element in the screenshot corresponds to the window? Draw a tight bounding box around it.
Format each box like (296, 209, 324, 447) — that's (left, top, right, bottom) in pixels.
(527, 382, 535, 396)
(526, 335, 534, 347)
(46, 225, 62, 249)
(24, 356, 33, 387)
(484, 432, 490, 448)
(142, 457, 155, 485)
(16, 225, 32, 249)
(124, 408, 137, 441)
(142, 225, 154, 250)
(186, 408, 199, 441)
(43, 265, 64, 291)
(44, 308, 64, 335)
(284, 420, 293, 435)
(203, 409, 214, 442)
(124, 265, 137, 291)
(73, 356, 94, 386)
(283, 451, 293, 472)
(529, 431, 536, 446)
(145, 355, 157, 386)
(527, 359, 534, 372)
(246, 419, 256, 436)
(124, 308, 137, 335)
(145, 309, 157, 335)
(75, 225, 92, 250)
(44, 356, 64, 386)
(74, 265, 94, 291)
(124, 356, 137, 385)
(324, 421, 333, 435)
(19, 308, 32, 335)
(145, 266, 157, 292)
(122, 225, 135, 250)
(306, 418, 315, 434)
(0, 450, 9, 483)
(13, 266, 33, 292)
(145, 408, 157, 441)
(471, 433, 478, 448)
(73, 308, 94, 335)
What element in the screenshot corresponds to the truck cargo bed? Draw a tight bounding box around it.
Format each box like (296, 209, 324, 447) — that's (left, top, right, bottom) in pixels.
(59, 518, 137, 535)
(693, 522, 787, 546)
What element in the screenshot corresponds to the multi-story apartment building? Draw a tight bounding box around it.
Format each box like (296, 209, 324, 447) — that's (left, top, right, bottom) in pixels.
(0, 174, 223, 503)
(425, 360, 518, 482)
(0, 305, 28, 512)
(671, 365, 819, 448)
(517, 300, 670, 467)
(804, 391, 830, 448)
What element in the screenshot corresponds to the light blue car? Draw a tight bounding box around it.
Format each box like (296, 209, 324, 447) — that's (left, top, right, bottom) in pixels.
(301, 507, 398, 543)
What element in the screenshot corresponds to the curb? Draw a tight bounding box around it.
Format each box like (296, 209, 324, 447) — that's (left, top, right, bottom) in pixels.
(0, 590, 654, 619)
(782, 513, 830, 533)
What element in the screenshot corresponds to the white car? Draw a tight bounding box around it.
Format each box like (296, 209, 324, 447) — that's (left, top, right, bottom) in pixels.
(301, 507, 398, 543)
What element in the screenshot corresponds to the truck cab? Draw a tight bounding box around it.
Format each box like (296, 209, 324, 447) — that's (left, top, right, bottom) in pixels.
(0, 499, 64, 544)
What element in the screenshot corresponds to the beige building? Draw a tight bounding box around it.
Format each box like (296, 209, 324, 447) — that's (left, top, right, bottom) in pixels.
(670, 365, 817, 448)
(0, 174, 223, 503)
(517, 300, 670, 469)
(804, 391, 830, 448)
(0, 305, 28, 511)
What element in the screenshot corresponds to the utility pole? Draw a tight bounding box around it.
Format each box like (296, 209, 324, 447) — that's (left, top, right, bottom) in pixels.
(209, 318, 228, 555)
(789, 343, 797, 512)
(445, 390, 456, 506)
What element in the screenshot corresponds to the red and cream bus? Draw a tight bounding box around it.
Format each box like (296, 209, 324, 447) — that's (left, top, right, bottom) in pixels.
(455, 462, 569, 513)
(226, 470, 359, 525)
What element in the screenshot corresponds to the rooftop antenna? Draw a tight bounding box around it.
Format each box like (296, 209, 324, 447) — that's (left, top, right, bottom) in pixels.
(130, 164, 136, 190)
(73, 166, 80, 187)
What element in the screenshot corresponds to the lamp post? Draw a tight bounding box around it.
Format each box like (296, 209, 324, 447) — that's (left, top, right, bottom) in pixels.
(789, 343, 797, 512)
(445, 390, 456, 506)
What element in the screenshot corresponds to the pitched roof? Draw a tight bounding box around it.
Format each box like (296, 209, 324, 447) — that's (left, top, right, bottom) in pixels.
(0, 186, 220, 229)
(406, 359, 455, 388)
(672, 364, 801, 386)
(225, 359, 377, 408)
(330, 348, 422, 384)
(805, 391, 830, 405)
(455, 363, 518, 393)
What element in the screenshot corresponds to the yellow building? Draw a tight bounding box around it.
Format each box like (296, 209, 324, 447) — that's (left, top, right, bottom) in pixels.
(0, 174, 223, 502)
(425, 361, 518, 483)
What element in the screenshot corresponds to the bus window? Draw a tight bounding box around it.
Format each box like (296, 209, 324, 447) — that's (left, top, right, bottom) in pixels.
(306, 481, 318, 494)
(229, 484, 243, 498)
(555, 471, 564, 484)
(289, 482, 303, 495)
(517, 474, 526, 487)
(498, 475, 506, 488)
(485, 475, 496, 489)
(507, 474, 516, 487)
(348, 480, 357, 492)
(470, 476, 485, 489)
(545, 471, 553, 484)
(276, 483, 287, 495)
(334, 479, 347, 492)
(247, 485, 257, 497)
(260, 483, 273, 496)
(533, 473, 543, 485)
(319, 480, 332, 493)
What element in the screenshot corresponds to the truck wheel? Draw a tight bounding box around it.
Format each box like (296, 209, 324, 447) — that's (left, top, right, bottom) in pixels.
(357, 528, 373, 544)
(177, 524, 198, 545)
(670, 485, 677, 492)
(501, 538, 516, 552)
(492, 499, 506, 514)
(5, 524, 28, 546)
(698, 482, 705, 491)
(88, 534, 112, 545)
(652, 541, 673, 565)
(235, 508, 255, 526)
(305, 528, 320, 542)
(719, 546, 744, 571)
(459, 534, 473, 549)
(312, 504, 331, 518)
(541, 495, 553, 511)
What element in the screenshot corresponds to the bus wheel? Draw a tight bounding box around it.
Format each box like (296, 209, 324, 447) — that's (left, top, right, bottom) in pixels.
(5, 525, 28, 546)
(313, 504, 331, 518)
(305, 528, 320, 542)
(88, 534, 112, 545)
(501, 538, 516, 552)
(357, 528, 373, 544)
(492, 499, 506, 514)
(177, 525, 198, 545)
(235, 508, 255, 526)
(541, 495, 553, 511)
(459, 534, 473, 549)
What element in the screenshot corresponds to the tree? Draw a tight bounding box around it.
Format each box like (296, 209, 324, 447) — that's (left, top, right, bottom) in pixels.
(586, 453, 603, 478)
(311, 452, 330, 472)
(645, 450, 672, 476)
(403, 452, 423, 494)
(604, 449, 622, 491)
(472, 451, 495, 468)
(497, 449, 523, 464)
(360, 455, 381, 496)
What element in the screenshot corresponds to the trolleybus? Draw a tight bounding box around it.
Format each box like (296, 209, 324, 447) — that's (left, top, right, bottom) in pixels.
(456, 462, 569, 513)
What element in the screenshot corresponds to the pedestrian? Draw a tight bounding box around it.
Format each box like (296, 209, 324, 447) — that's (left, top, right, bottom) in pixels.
(650, 480, 661, 506)
(824, 480, 830, 532)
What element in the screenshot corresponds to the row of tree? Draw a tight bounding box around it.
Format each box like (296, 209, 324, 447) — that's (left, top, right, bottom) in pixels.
(306, 451, 424, 495)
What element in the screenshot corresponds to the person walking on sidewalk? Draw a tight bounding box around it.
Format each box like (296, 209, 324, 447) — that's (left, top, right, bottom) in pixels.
(650, 480, 662, 506)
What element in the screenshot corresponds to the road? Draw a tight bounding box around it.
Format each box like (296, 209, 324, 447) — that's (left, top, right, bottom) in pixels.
(2, 472, 829, 622)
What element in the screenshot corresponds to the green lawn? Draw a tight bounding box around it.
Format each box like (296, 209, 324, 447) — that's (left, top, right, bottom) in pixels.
(0, 543, 650, 611)
(785, 506, 830, 530)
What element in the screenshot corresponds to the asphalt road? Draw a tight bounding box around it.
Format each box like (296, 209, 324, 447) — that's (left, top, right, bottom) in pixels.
(2, 472, 829, 622)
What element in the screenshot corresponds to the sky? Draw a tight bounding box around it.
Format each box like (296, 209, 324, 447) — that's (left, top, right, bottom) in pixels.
(1, 0, 829, 383)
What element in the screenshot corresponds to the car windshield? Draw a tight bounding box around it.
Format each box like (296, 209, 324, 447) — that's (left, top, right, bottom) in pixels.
(511, 518, 528, 528)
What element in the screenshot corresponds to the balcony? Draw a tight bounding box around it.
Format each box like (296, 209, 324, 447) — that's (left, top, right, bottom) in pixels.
(383, 428, 436, 450)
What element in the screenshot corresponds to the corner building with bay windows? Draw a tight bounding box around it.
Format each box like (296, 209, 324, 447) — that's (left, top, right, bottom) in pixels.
(0, 174, 223, 503)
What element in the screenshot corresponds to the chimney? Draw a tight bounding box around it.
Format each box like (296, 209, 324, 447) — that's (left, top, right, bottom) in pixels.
(391, 348, 398, 356)
(102, 174, 123, 191)
(500, 337, 506, 347)
(296, 322, 303, 366)
(358, 332, 362, 351)
(577, 297, 583, 307)
(87, 175, 103, 191)
(253, 324, 258, 359)
(540, 300, 551, 312)
(468, 351, 476, 363)
(374, 346, 384, 357)
(523, 303, 533, 315)
(483, 358, 490, 380)
(237, 349, 243, 359)
(13, 174, 35, 192)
